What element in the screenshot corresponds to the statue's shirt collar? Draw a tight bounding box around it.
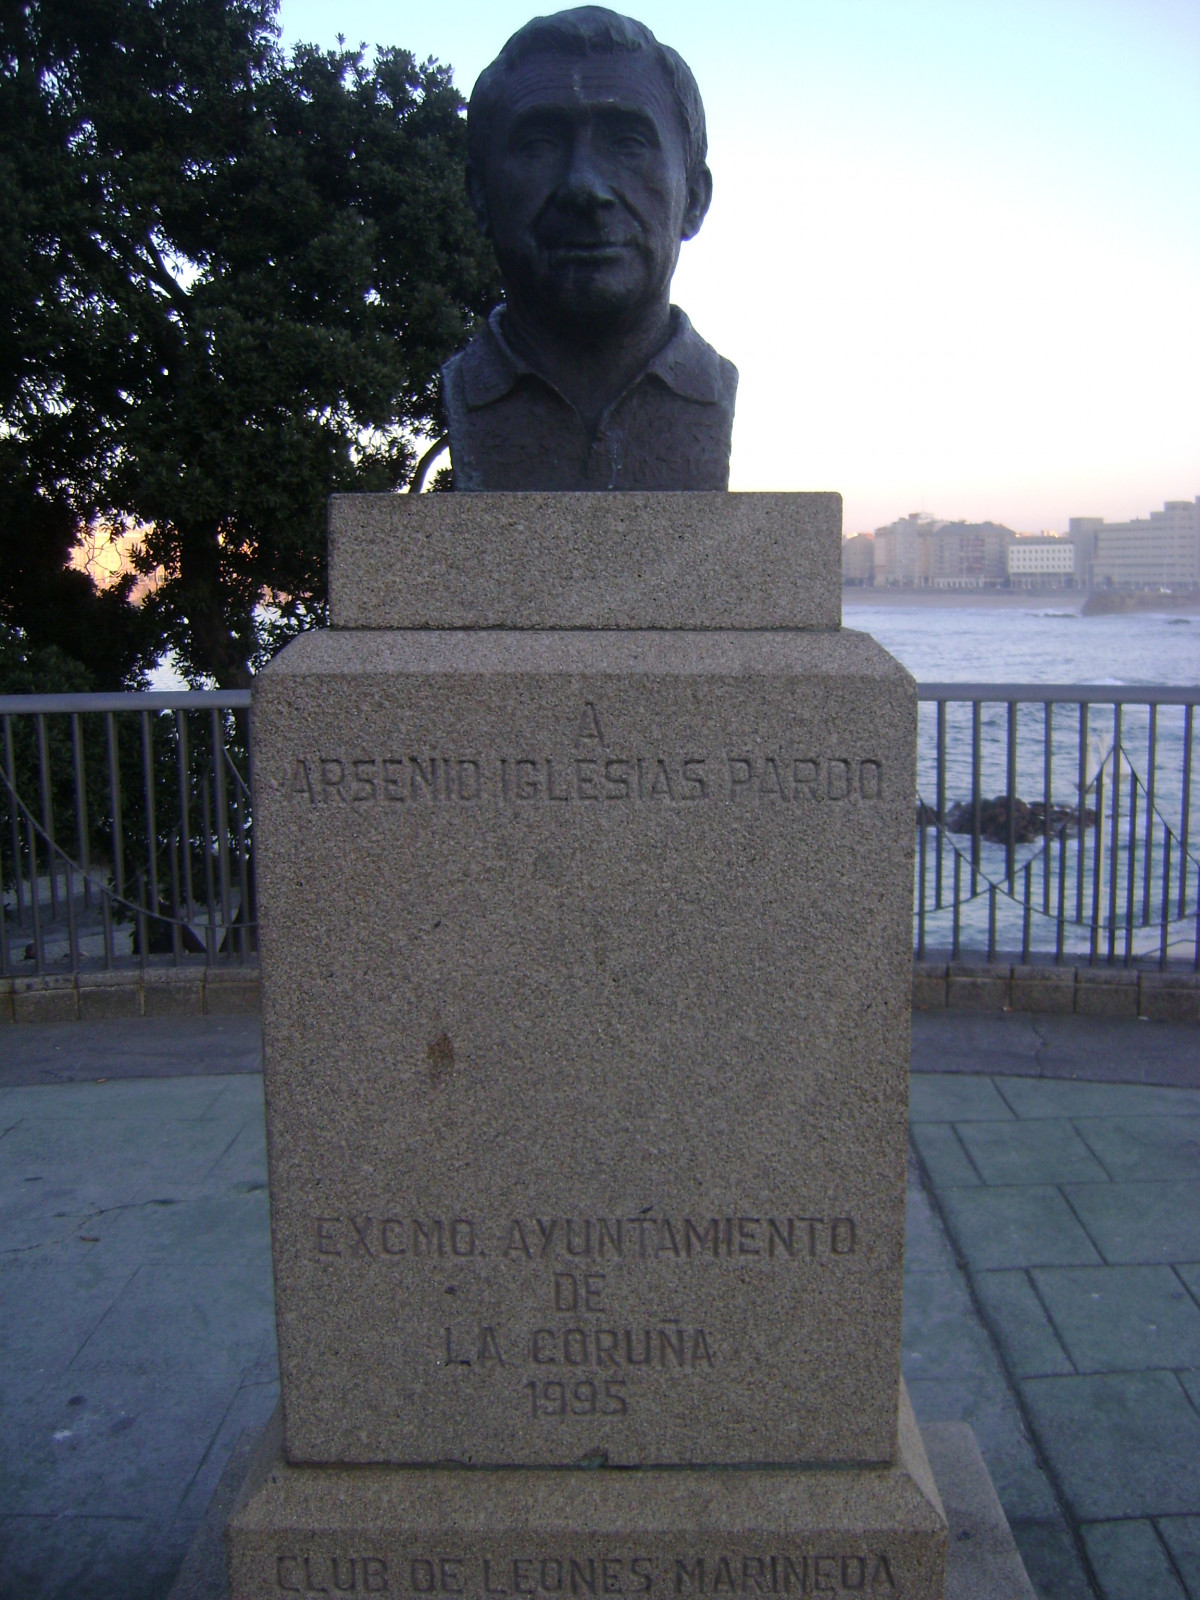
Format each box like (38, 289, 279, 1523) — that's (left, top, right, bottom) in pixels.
(460, 305, 726, 412)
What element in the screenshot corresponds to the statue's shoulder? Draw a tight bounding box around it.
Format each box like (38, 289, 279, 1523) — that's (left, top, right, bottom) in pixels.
(662, 311, 738, 412)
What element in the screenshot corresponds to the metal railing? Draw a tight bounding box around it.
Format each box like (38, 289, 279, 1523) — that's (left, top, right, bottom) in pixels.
(1, 691, 254, 977)
(915, 684, 1198, 968)
(2, 684, 1198, 978)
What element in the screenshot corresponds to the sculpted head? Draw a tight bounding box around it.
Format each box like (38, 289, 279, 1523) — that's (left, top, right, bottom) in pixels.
(466, 7, 712, 342)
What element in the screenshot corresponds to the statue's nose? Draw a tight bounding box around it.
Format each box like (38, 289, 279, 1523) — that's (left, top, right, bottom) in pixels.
(556, 133, 617, 211)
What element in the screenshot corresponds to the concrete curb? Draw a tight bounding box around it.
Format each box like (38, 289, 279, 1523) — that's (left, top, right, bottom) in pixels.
(2, 960, 1194, 1024)
(0, 965, 259, 1024)
(913, 959, 1199, 1022)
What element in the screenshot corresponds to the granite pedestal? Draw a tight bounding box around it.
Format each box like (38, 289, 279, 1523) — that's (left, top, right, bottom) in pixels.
(233, 493, 946, 1596)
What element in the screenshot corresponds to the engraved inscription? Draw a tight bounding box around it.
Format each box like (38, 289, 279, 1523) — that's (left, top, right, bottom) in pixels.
(286, 753, 884, 809)
(269, 1551, 901, 1596)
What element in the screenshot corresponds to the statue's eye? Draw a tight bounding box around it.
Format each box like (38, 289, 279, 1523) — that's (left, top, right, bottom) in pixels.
(515, 131, 562, 158)
(612, 131, 651, 156)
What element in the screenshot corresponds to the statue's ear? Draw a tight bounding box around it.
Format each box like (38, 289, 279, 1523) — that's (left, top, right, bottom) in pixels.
(466, 162, 490, 236)
(681, 162, 713, 242)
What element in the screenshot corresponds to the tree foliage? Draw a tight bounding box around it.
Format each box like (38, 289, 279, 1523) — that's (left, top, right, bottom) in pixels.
(1, 0, 499, 687)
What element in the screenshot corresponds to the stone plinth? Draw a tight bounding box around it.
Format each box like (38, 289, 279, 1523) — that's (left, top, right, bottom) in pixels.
(241, 491, 940, 1596)
(253, 624, 915, 1468)
(228, 1393, 947, 1600)
(328, 492, 841, 631)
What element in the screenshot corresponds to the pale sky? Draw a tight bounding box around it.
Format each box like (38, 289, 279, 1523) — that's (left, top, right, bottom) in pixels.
(277, 0, 1199, 533)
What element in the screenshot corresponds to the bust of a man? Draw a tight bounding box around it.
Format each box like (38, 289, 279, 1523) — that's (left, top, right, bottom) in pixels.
(442, 6, 737, 492)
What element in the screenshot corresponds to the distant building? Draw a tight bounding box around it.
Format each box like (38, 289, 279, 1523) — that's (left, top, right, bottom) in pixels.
(1007, 536, 1075, 588)
(926, 522, 1015, 588)
(841, 532, 875, 586)
(873, 513, 941, 586)
(1067, 518, 1104, 589)
(1089, 499, 1200, 590)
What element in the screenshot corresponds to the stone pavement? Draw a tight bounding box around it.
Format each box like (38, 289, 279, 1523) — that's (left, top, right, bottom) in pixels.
(0, 1011, 1196, 1600)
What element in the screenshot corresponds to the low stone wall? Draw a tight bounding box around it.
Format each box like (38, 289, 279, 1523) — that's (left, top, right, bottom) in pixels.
(1, 961, 1195, 1024)
(914, 960, 1199, 1023)
(0, 965, 260, 1024)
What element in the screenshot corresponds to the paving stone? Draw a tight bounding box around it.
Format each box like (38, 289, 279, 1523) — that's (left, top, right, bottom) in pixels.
(1179, 1264, 1200, 1309)
(955, 1118, 1110, 1186)
(1156, 1516, 1200, 1600)
(973, 1270, 1075, 1378)
(1032, 1266, 1200, 1373)
(1020, 1370, 1200, 1520)
(0, 1511, 178, 1600)
(908, 1072, 1017, 1123)
(1177, 1369, 1200, 1414)
(902, 1268, 995, 1384)
(993, 1077, 1200, 1122)
(1072, 1116, 1200, 1183)
(1081, 1517, 1188, 1600)
(905, 1375, 1058, 1522)
(1064, 1180, 1200, 1266)
(939, 1185, 1102, 1270)
(1009, 1519, 1096, 1600)
(903, 1179, 959, 1273)
(909, 1121, 981, 1186)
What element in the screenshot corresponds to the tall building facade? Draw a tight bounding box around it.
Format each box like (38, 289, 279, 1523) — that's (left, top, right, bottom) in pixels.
(1089, 499, 1200, 590)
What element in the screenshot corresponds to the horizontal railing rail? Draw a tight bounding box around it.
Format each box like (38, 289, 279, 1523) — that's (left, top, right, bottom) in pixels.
(2, 683, 1197, 979)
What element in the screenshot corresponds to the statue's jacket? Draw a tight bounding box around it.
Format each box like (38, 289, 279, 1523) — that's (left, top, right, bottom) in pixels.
(442, 306, 738, 492)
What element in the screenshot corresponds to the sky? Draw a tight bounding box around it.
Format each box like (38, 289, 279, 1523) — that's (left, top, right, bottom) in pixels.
(276, 0, 1200, 534)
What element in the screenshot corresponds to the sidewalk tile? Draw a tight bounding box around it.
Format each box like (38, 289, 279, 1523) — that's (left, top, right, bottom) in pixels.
(1032, 1266, 1200, 1373)
(1178, 1370, 1200, 1415)
(902, 1268, 995, 1382)
(993, 1078, 1200, 1122)
(1179, 1264, 1200, 1309)
(905, 1374, 1057, 1521)
(939, 1185, 1102, 1270)
(956, 1118, 1110, 1185)
(1010, 1521, 1096, 1600)
(1020, 1370, 1200, 1520)
(903, 1181, 959, 1273)
(1073, 1116, 1200, 1183)
(1081, 1518, 1187, 1600)
(974, 1269, 1075, 1377)
(1157, 1517, 1200, 1599)
(909, 1122, 981, 1186)
(0, 1512, 172, 1600)
(1064, 1180, 1200, 1265)
(908, 1073, 1016, 1123)
(0, 1250, 134, 1399)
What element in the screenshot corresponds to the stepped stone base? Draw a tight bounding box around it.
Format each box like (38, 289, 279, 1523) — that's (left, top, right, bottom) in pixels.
(226, 1388, 947, 1600)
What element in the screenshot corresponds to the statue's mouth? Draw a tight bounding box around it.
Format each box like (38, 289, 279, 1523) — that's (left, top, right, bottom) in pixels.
(547, 241, 634, 263)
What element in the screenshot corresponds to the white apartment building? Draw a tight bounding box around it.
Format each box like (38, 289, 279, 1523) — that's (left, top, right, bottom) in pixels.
(1007, 536, 1075, 588)
(1090, 499, 1200, 590)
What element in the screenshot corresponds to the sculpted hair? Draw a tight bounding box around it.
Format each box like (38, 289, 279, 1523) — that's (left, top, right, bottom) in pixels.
(468, 6, 708, 183)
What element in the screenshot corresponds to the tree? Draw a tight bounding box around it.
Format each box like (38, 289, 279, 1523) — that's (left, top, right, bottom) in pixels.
(1, 0, 500, 687)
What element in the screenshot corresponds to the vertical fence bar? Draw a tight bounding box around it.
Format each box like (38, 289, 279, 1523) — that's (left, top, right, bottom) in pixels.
(65, 858, 79, 974)
(175, 710, 194, 919)
(106, 712, 125, 901)
(1107, 709, 1122, 963)
(71, 712, 91, 909)
(1142, 703, 1157, 926)
(1005, 700, 1018, 887)
(1076, 702, 1089, 924)
(1090, 765, 1104, 964)
(1194, 858, 1199, 972)
(1159, 833, 1171, 970)
(935, 700, 947, 909)
(952, 849, 962, 960)
(232, 780, 251, 962)
(987, 882, 997, 962)
(169, 831, 182, 964)
(26, 816, 44, 972)
(101, 884, 114, 970)
(917, 810, 927, 959)
(1124, 777, 1138, 966)
(971, 701, 982, 893)
(35, 713, 59, 920)
(1022, 862, 1032, 964)
(1180, 704, 1193, 919)
(0, 872, 7, 976)
(1056, 825, 1067, 964)
(1042, 701, 1053, 914)
(141, 710, 159, 914)
(211, 709, 233, 937)
(136, 870, 147, 973)
(201, 775, 217, 965)
(3, 715, 25, 925)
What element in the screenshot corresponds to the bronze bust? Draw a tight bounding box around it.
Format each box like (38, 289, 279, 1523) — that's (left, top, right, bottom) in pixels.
(442, 7, 737, 491)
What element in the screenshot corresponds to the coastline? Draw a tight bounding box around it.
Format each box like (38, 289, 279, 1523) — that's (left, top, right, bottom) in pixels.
(842, 587, 1200, 615)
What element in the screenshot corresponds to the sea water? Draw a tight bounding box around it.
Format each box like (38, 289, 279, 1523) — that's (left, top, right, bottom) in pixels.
(842, 598, 1200, 959)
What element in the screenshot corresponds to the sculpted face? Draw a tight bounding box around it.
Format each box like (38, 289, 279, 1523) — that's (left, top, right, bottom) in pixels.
(471, 50, 711, 338)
